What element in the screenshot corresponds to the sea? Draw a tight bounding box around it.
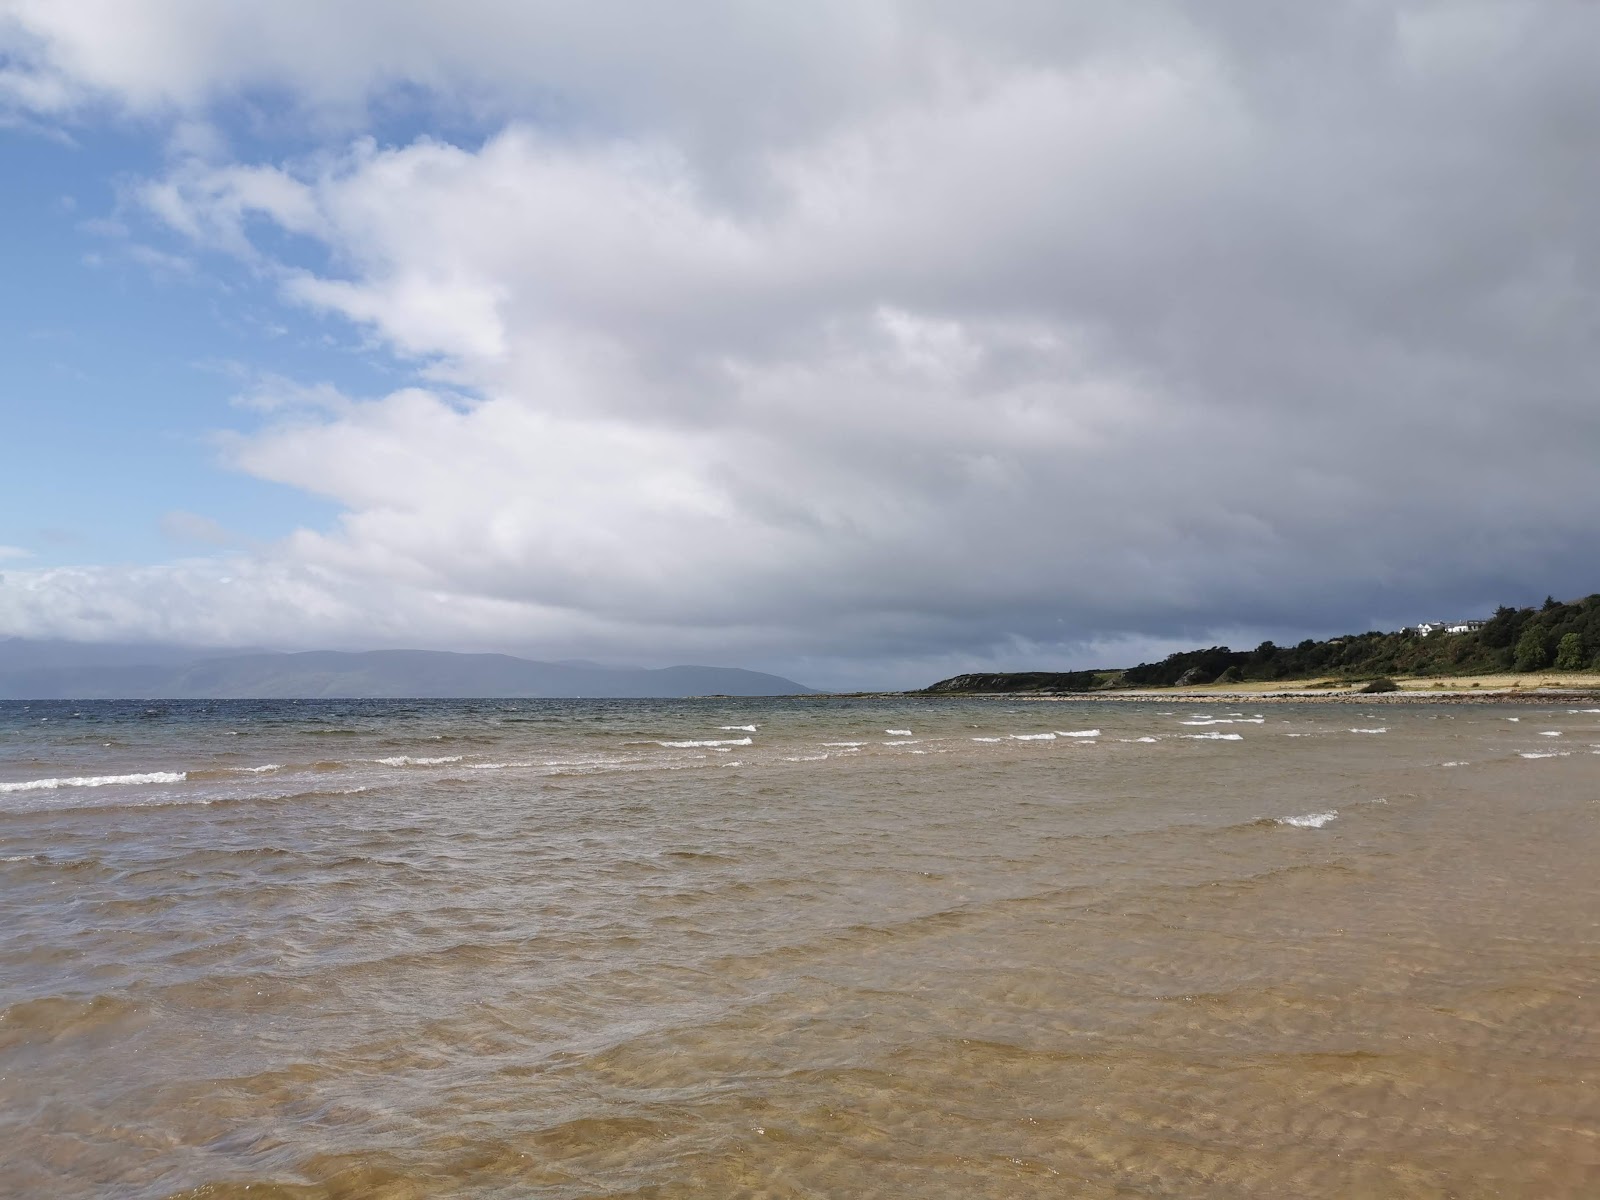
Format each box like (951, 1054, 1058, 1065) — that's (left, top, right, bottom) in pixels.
(2, 696, 1598, 1198)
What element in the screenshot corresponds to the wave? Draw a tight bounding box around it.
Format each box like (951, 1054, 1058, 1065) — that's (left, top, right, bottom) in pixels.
(1277, 810, 1338, 828)
(1538, 731, 1562, 737)
(1519, 751, 1569, 759)
(0, 771, 186, 794)
(655, 737, 752, 748)
(1182, 732, 1243, 741)
(1056, 729, 1100, 738)
(190, 764, 283, 780)
(1181, 717, 1264, 726)
(971, 737, 1003, 743)
(1348, 728, 1387, 734)
(721, 724, 758, 732)
(886, 728, 913, 736)
(373, 755, 464, 766)
(1011, 732, 1057, 741)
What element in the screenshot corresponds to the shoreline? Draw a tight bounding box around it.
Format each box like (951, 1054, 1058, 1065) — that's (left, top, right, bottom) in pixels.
(823, 675, 1600, 704)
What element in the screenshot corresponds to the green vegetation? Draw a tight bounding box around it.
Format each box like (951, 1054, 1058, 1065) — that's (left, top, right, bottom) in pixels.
(1360, 677, 1400, 693)
(1555, 632, 1585, 670)
(1117, 594, 1600, 686)
(923, 593, 1600, 692)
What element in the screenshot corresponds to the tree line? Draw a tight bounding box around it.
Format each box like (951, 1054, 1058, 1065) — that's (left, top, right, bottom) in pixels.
(1123, 594, 1600, 686)
(923, 594, 1600, 692)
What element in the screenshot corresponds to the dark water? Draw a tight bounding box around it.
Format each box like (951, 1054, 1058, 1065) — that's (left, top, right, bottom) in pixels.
(3, 697, 1598, 1197)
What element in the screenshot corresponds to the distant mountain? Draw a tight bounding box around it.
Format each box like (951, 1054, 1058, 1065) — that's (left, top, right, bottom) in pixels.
(0, 642, 813, 699)
(0, 638, 248, 671)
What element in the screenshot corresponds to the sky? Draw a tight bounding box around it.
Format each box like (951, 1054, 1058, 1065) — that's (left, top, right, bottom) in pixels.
(1, 1, 1598, 690)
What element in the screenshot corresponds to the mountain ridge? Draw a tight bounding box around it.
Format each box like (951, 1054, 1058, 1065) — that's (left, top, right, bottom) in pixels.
(0, 642, 813, 699)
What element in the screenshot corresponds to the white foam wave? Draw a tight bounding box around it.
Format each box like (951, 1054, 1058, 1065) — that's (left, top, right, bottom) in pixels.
(822, 741, 866, 748)
(1056, 729, 1100, 738)
(1348, 728, 1387, 735)
(236, 764, 281, 774)
(657, 737, 752, 749)
(1538, 731, 1562, 737)
(721, 725, 758, 732)
(882, 739, 920, 745)
(1441, 760, 1468, 767)
(1132, 736, 1158, 743)
(1278, 811, 1338, 828)
(1011, 732, 1057, 741)
(0, 771, 187, 794)
(1571, 709, 1600, 714)
(1182, 732, 1243, 741)
(783, 753, 830, 762)
(971, 737, 1003, 743)
(1181, 718, 1263, 726)
(1518, 751, 1569, 759)
(1506, 717, 1520, 722)
(374, 755, 463, 766)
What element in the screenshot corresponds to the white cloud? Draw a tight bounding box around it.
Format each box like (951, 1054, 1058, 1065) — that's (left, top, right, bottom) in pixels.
(3, 3, 1600, 686)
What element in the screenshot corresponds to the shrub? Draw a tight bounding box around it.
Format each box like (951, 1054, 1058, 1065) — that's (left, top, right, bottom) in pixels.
(1514, 625, 1551, 671)
(1360, 676, 1399, 693)
(1554, 632, 1585, 671)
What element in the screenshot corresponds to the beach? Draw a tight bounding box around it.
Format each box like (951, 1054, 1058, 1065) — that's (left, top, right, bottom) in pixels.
(4, 696, 1598, 1197)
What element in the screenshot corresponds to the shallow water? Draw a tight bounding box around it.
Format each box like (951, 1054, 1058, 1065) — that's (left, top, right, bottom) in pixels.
(3, 697, 1598, 1197)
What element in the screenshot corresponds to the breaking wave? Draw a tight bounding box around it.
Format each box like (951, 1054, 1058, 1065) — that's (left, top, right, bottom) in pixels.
(0, 771, 187, 794)
(1277, 810, 1338, 829)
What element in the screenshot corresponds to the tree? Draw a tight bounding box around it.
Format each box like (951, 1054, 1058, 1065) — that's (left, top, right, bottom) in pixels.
(1555, 632, 1585, 671)
(1514, 625, 1551, 671)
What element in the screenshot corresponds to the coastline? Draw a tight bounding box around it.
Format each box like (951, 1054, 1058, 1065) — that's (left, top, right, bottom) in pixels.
(825, 673, 1600, 704)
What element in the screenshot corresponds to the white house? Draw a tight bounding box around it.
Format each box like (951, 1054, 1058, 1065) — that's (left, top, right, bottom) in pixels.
(1411, 619, 1485, 637)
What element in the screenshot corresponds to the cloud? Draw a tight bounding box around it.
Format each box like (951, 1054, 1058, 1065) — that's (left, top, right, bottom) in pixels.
(158, 511, 233, 546)
(0, 546, 32, 561)
(2, 3, 1599, 686)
